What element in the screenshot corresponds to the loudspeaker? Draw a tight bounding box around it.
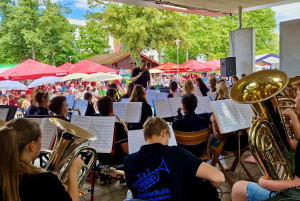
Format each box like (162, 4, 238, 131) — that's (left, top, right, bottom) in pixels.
(220, 57, 236, 77)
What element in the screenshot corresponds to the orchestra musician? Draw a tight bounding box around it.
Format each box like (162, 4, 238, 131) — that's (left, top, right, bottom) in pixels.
(182, 79, 195, 96)
(0, 118, 84, 201)
(232, 94, 300, 201)
(128, 85, 153, 130)
(195, 78, 208, 96)
(208, 78, 217, 92)
(84, 92, 96, 116)
(172, 94, 209, 158)
(33, 90, 50, 115)
(124, 116, 224, 201)
(123, 82, 135, 99)
(106, 88, 117, 102)
(131, 59, 151, 89)
(48, 96, 69, 122)
(167, 81, 178, 98)
(110, 83, 122, 102)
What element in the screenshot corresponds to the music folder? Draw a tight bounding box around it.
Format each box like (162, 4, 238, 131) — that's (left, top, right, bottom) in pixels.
(0, 105, 17, 121)
(209, 99, 255, 134)
(113, 102, 142, 123)
(128, 125, 178, 154)
(65, 95, 75, 109)
(72, 99, 88, 115)
(146, 89, 169, 107)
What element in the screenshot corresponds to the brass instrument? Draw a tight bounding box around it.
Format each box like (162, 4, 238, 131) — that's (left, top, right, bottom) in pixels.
(45, 118, 97, 187)
(282, 76, 300, 98)
(230, 70, 294, 180)
(114, 114, 128, 133)
(68, 108, 82, 116)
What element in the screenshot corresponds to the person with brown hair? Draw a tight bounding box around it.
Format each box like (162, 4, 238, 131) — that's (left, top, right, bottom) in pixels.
(84, 92, 95, 116)
(33, 90, 50, 115)
(230, 75, 239, 88)
(182, 79, 195, 96)
(124, 116, 224, 201)
(123, 82, 135, 99)
(195, 77, 208, 96)
(0, 118, 84, 201)
(208, 78, 217, 92)
(129, 85, 153, 130)
(8, 94, 18, 107)
(48, 96, 69, 121)
(22, 95, 31, 110)
(110, 82, 122, 102)
(167, 81, 179, 98)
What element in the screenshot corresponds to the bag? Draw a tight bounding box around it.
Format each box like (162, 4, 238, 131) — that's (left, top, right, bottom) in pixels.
(265, 186, 300, 201)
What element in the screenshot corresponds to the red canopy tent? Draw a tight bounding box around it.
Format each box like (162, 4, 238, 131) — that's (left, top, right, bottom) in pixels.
(58, 62, 73, 72)
(68, 59, 118, 74)
(0, 59, 67, 81)
(182, 59, 212, 72)
(151, 62, 189, 73)
(205, 59, 220, 70)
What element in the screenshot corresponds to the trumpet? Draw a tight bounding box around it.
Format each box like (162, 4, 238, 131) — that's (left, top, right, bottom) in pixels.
(45, 118, 97, 187)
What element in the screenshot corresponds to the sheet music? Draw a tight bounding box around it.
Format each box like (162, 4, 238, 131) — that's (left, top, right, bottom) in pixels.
(173, 93, 181, 97)
(156, 92, 168, 100)
(146, 89, 158, 107)
(231, 101, 254, 128)
(72, 99, 88, 115)
(113, 102, 126, 122)
(207, 92, 217, 101)
(0, 108, 9, 121)
(122, 98, 130, 103)
(195, 87, 203, 97)
(124, 102, 142, 123)
(153, 99, 173, 118)
(71, 116, 115, 153)
(128, 125, 177, 154)
(169, 97, 183, 116)
(65, 95, 75, 109)
(197, 96, 212, 113)
(209, 99, 244, 134)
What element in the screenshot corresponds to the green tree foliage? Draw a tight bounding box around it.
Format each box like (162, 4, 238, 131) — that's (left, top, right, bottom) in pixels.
(0, 0, 75, 65)
(87, 1, 190, 61)
(75, 20, 111, 58)
(163, 8, 278, 63)
(55, 46, 82, 66)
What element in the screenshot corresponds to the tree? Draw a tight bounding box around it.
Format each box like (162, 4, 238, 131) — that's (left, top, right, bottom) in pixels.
(55, 46, 82, 66)
(87, 1, 191, 61)
(75, 20, 111, 58)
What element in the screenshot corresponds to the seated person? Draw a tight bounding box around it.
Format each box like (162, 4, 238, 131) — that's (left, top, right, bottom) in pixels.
(96, 96, 128, 166)
(128, 85, 153, 130)
(110, 83, 122, 102)
(0, 118, 84, 201)
(84, 92, 95, 116)
(232, 96, 300, 201)
(48, 96, 69, 122)
(195, 78, 208, 96)
(167, 81, 179, 98)
(160, 79, 170, 93)
(106, 88, 117, 102)
(123, 83, 134, 99)
(124, 117, 224, 201)
(172, 94, 209, 157)
(33, 90, 50, 115)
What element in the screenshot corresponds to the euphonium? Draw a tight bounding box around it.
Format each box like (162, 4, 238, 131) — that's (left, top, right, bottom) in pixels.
(282, 76, 300, 98)
(45, 118, 97, 187)
(230, 70, 294, 180)
(114, 114, 128, 133)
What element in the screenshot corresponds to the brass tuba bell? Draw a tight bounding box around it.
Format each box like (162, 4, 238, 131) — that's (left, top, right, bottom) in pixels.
(230, 69, 294, 180)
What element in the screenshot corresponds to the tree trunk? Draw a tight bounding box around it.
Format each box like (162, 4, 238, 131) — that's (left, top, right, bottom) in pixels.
(32, 42, 35, 60)
(51, 53, 55, 66)
(157, 50, 162, 63)
(186, 48, 188, 62)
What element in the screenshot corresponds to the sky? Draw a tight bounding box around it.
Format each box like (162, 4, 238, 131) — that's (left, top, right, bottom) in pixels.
(59, 0, 300, 24)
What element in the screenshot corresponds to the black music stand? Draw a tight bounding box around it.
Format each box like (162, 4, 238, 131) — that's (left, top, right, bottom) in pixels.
(0, 105, 17, 121)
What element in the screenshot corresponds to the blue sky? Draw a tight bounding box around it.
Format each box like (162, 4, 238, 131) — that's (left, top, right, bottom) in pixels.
(59, 0, 300, 24)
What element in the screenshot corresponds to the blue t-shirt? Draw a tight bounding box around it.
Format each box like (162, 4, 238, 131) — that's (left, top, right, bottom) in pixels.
(62, 86, 67, 93)
(202, 77, 208, 84)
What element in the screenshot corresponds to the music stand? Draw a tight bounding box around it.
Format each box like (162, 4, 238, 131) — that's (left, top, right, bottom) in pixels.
(0, 105, 17, 121)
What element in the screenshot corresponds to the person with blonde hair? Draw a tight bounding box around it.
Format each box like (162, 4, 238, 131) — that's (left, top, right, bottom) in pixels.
(182, 79, 195, 96)
(0, 118, 84, 201)
(216, 82, 229, 100)
(129, 85, 153, 129)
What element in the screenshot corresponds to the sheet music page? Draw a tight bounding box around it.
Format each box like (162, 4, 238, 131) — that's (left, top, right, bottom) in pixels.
(71, 116, 115, 153)
(230, 100, 254, 128)
(169, 97, 183, 116)
(207, 92, 217, 101)
(156, 92, 168, 100)
(124, 102, 142, 123)
(40, 118, 57, 150)
(197, 96, 213, 113)
(173, 93, 181, 97)
(195, 87, 203, 97)
(153, 99, 173, 118)
(122, 98, 130, 103)
(65, 95, 75, 109)
(113, 102, 126, 122)
(209, 99, 243, 134)
(72, 100, 88, 115)
(128, 125, 177, 154)
(146, 89, 158, 107)
(195, 98, 206, 114)
(0, 108, 9, 120)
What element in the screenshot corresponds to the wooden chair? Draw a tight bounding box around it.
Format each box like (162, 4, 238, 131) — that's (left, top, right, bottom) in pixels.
(174, 125, 211, 162)
(209, 131, 255, 187)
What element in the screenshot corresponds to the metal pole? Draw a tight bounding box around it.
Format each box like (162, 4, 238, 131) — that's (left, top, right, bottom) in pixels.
(175, 39, 181, 81)
(238, 6, 242, 29)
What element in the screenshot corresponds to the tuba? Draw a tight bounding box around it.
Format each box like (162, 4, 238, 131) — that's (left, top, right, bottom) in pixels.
(282, 76, 300, 98)
(45, 118, 97, 187)
(230, 70, 294, 180)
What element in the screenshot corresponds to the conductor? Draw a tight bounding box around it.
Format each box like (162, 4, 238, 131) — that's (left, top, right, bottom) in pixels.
(131, 59, 150, 89)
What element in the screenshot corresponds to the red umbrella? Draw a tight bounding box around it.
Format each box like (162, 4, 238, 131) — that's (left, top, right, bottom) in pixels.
(205, 59, 220, 70)
(58, 62, 73, 72)
(69, 59, 118, 74)
(182, 59, 212, 72)
(151, 62, 189, 73)
(0, 59, 67, 81)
